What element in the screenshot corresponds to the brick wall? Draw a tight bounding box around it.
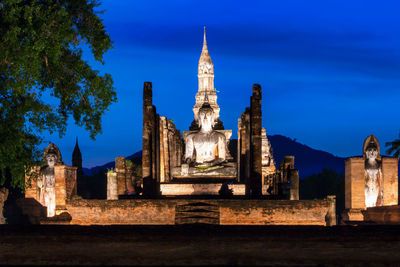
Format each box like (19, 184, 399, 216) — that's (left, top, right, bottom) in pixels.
(66, 199, 176, 225)
(65, 198, 335, 226)
(363, 205, 400, 224)
(219, 198, 335, 225)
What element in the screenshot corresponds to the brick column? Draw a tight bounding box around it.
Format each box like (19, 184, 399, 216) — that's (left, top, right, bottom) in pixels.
(289, 169, 299, 200)
(115, 157, 126, 196)
(342, 157, 365, 221)
(239, 110, 251, 194)
(345, 157, 365, 210)
(142, 82, 153, 178)
(250, 84, 262, 197)
(159, 117, 166, 183)
(107, 172, 118, 200)
(382, 157, 399, 206)
(54, 166, 67, 209)
(237, 118, 242, 183)
(142, 82, 155, 196)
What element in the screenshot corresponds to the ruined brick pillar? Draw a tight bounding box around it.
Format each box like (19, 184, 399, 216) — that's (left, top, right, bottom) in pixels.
(54, 165, 77, 214)
(382, 157, 399, 206)
(250, 84, 262, 197)
(276, 156, 297, 199)
(115, 156, 126, 196)
(159, 117, 167, 183)
(154, 114, 161, 195)
(107, 172, 118, 200)
(289, 169, 299, 200)
(142, 82, 161, 197)
(142, 82, 153, 181)
(238, 109, 251, 193)
(343, 157, 365, 221)
(283, 156, 295, 170)
(167, 122, 183, 173)
(237, 118, 242, 183)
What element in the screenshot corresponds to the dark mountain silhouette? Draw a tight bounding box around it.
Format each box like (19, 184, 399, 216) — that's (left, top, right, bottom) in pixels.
(82, 135, 345, 179)
(268, 135, 345, 179)
(83, 151, 142, 176)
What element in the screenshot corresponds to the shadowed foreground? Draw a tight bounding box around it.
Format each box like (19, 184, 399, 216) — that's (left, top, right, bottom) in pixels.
(0, 225, 399, 266)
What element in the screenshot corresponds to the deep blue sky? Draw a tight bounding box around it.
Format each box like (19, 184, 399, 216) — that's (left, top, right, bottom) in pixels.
(44, 0, 400, 168)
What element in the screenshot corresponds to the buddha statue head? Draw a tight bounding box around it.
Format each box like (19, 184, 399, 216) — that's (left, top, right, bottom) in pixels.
(365, 141, 378, 162)
(43, 142, 63, 166)
(363, 135, 381, 164)
(198, 100, 214, 133)
(45, 151, 57, 169)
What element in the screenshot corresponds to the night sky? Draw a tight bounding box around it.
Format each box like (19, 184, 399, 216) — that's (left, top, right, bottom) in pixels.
(43, 0, 400, 168)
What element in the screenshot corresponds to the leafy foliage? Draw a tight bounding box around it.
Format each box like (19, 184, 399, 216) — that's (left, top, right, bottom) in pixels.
(0, 0, 116, 188)
(386, 131, 400, 158)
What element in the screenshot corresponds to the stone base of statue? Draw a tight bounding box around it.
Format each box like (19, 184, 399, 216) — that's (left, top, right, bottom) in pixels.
(160, 183, 271, 196)
(341, 209, 365, 223)
(171, 162, 237, 179)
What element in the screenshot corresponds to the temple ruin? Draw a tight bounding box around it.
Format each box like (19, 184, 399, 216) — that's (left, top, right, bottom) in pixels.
(17, 28, 366, 226)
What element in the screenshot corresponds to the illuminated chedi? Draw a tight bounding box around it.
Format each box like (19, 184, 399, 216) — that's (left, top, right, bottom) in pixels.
(184, 27, 229, 167)
(178, 27, 235, 176)
(190, 27, 223, 131)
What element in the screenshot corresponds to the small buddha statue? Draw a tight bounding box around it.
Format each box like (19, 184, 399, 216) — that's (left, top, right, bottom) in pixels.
(184, 95, 227, 166)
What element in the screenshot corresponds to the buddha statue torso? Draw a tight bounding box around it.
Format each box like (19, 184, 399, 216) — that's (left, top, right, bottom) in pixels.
(185, 98, 226, 165)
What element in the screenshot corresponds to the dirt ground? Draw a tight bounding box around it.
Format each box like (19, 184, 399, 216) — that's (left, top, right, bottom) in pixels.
(0, 224, 400, 266)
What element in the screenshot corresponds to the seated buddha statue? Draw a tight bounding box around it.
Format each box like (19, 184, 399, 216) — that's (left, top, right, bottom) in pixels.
(184, 96, 227, 166)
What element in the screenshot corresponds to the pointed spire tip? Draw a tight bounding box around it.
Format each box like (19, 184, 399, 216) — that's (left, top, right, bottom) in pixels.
(203, 26, 207, 49)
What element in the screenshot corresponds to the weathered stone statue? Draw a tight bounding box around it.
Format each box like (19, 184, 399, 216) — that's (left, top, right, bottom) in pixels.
(343, 134, 398, 222)
(364, 136, 383, 207)
(39, 143, 62, 217)
(184, 96, 226, 166)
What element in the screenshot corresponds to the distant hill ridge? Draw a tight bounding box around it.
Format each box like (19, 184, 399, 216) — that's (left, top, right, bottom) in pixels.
(83, 135, 345, 178)
(83, 151, 142, 176)
(268, 135, 345, 178)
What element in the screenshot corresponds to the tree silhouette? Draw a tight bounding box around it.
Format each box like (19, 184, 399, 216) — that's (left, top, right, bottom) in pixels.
(386, 131, 400, 158)
(0, 0, 116, 188)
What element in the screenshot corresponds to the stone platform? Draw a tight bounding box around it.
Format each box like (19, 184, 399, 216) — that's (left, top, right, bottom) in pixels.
(63, 198, 336, 226)
(160, 184, 271, 196)
(16, 197, 336, 226)
(171, 162, 237, 178)
(362, 205, 400, 224)
(160, 183, 245, 196)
